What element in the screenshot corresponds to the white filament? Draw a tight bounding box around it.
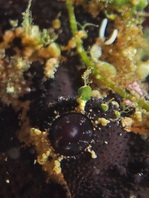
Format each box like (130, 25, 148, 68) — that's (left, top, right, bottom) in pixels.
(99, 18, 108, 39)
(104, 29, 118, 45)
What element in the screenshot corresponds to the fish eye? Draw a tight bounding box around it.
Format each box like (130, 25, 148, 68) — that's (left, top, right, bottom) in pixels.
(48, 113, 93, 156)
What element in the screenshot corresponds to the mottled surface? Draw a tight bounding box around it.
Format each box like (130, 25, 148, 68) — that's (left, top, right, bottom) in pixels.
(61, 99, 149, 198)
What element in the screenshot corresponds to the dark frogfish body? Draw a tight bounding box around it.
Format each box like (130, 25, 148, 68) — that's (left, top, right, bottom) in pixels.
(0, 1, 149, 198)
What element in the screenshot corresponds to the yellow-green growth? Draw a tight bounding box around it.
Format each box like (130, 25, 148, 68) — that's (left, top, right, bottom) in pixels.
(78, 86, 92, 101)
(66, 0, 149, 111)
(101, 103, 109, 111)
(22, 0, 57, 46)
(22, 0, 33, 34)
(105, 0, 148, 9)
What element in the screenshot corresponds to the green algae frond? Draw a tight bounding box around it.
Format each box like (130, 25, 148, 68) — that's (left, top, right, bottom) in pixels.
(66, 0, 149, 112)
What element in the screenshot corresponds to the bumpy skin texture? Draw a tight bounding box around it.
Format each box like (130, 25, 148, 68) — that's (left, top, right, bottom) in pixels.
(0, 1, 149, 198)
(62, 100, 149, 198)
